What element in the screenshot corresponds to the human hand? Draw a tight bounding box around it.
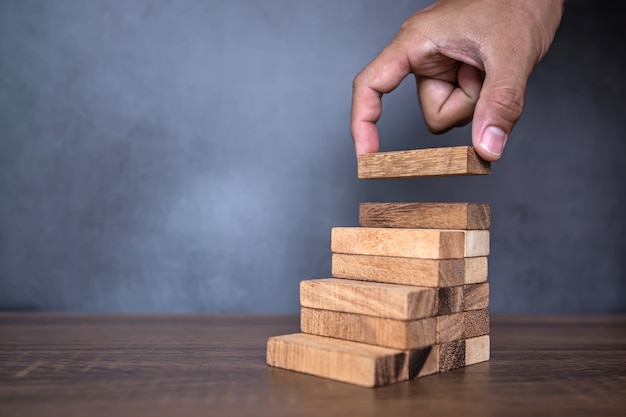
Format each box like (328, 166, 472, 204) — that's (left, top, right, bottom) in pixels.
(351, 0, 565, 161)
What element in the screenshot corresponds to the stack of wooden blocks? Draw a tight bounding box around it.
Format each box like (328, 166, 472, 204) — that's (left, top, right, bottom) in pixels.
(267, 146, 492, 387)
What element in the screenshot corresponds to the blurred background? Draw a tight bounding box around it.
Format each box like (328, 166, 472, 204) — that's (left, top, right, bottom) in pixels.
(1, 0, 624, 314)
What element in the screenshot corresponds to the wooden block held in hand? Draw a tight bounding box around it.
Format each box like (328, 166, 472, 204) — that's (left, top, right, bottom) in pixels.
(439, 340, 466, 372)
(267, 333, 409, 387)
(465, 257, 489, 284)
(332, 228, 490, 259)
(357, 146, 490, 179)
(359, 203, 490, 230)
(436, 313, 464, 344)
(463, 308, 490, 338)
(438, 286, 464, 315)
(300, 308, 436, 350)
(332, 254, 464, 287)
(300, 279, 437, 320)
(465, 335, 490, 366)
(464, 283, 490, 311)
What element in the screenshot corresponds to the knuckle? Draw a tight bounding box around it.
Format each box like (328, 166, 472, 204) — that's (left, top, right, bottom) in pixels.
(352, 71, 365, 90)
(489, 87, 524, 123)
(424, 117, 451, 134)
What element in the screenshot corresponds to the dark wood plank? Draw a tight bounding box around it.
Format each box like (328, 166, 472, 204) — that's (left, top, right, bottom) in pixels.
(1, 314, 625, 417)
(464, 308, 490, 338)
(464, 283, 490, 311)
(359, 203, 490, 230)
(438, 286, 464, 315)
(439, 339, 466, 372)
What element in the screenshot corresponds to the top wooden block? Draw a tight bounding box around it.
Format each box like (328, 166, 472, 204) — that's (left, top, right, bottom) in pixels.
(357, 146, 490, 179)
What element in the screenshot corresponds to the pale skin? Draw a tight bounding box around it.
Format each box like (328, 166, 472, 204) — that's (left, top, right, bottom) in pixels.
(351, 0, 566, 161)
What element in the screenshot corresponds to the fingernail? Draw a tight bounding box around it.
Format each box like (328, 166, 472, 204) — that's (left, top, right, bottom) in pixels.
(479, 126, 507, 158)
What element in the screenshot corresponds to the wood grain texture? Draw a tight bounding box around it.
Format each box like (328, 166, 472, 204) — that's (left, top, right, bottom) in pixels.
(1, 314, 626, 416)
(332, 253, 464, 287)
(439, 340, 466, 372)
(300, 308, 436, 350)
(438, 286, 464, 315)
(267, 333, 408, 387)
(465, 335, 490, 366)
(465, 257, 489, 284)
(300, 278, 437, 320)
(359, 203, 491, 230)
(409, 346, 439, 377)
(332, 228, 490, 259)
(357, 146, 491, 179)
(464, 283, 490, 311)
(464, 308, 490, 338)
(436, 313, 464, 344)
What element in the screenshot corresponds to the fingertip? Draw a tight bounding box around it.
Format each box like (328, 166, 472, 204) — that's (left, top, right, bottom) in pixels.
(352, 124, 380, 156)
(473, 125, 507, 161)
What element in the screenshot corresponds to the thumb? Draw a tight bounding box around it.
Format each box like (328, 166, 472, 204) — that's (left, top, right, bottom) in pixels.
(472, 65, 529, 161)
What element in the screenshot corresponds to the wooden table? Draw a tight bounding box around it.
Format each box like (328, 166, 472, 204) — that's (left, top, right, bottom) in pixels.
(0, 314, 625, 416)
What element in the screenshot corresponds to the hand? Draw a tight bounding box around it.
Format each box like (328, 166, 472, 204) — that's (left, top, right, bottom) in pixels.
(351, 0, 565, 161)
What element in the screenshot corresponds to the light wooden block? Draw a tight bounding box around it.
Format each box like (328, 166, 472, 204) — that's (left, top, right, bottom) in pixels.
(465, 335, 490, 366)
(437, 286, 464, 315)
(465, 230, 490, 257)
(300, 307, 436, 350)
(463, 308, 490, 338)
(331, 228, 490, 259)
(465, 257, 489, 284)
(357, 146, 490, 179)
(464, 283, 490, 311)
(359, 202, 490, 230)
(267, 333, 410, 387)
(332, 254, 464, 287)
(438, 340, 466, 372)
(300, 278, 436, 320)
(436, 313, 464, 344)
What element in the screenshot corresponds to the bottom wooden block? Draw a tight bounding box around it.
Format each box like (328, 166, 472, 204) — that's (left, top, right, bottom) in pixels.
(439, 339, 466, 372)
(465, 335, 490, 365)
(267, 333, 491, 387)
(267, 333, 436, 387)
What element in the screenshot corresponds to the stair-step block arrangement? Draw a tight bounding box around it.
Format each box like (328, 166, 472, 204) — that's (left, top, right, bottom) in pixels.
(267, 147, 492, 387)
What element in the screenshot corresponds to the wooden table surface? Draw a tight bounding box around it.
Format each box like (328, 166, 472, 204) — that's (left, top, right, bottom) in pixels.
(0, 314, 625, 417)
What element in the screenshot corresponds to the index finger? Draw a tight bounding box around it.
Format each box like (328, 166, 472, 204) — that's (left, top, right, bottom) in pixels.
(351, 45, 411, 155)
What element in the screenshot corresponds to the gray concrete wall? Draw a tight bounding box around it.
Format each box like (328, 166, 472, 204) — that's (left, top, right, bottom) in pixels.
(1, 0, 624, 313)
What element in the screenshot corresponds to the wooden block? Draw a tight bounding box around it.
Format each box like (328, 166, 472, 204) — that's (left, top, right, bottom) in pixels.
(465, 257, 489, 284)
(331, 228, 490, 259)
(300, 279, 436, 320)
(332, 254, 464, 287)
(266, 333, 410, 387)
(436, 313, 464, 344)
(465, 230, 490, 257)
(357, 146, 490, 179)
(300, 307, 436, 350)
(359, 203, 490, 230)
(464, 283, 490, 311)
(408, 346, 439, 377)
(465, 335, 490, 366)
(463, 308, 490, 338)
(437, 286, 464, 315)
(438, 340, 466, 372)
